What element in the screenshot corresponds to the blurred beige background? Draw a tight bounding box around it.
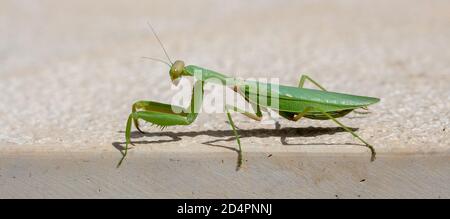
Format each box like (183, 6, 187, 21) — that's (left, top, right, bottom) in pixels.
(0, 0, 449, 198)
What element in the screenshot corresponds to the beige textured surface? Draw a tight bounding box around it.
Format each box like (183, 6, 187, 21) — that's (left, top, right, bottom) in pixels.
(0, 0, 449, 198)
(1, 152, 449, 198)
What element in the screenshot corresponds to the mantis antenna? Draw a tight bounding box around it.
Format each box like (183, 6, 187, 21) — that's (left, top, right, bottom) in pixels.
(147, 22, 173, 65)
(141, 56, 171, 67)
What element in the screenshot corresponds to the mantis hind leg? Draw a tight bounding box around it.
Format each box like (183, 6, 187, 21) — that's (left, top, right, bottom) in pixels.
(298, 74, 368, 111)
(298, 74, 327, 91)
(279, 107, 313, 122)
(316, 108, 376, 161)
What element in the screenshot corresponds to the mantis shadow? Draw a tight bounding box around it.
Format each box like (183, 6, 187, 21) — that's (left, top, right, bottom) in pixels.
(111, 126, 362, 168)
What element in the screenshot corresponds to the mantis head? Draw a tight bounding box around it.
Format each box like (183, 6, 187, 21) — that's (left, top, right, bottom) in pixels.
(169, 60, 185, 85)
(145, 23, 187, 86)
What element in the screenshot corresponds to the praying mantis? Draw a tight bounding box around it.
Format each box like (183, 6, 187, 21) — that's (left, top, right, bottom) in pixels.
(117, 24, 380, 169)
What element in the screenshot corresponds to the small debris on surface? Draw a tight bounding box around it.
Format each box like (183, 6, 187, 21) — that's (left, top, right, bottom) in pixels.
(360, 179, 366, 182)
(443, 128, 446, 131)
(267, 154, 273, 158)
(335, 194, 339, 199)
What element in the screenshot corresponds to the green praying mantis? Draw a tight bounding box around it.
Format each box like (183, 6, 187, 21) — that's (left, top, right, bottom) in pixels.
(117, 24, 380, 169)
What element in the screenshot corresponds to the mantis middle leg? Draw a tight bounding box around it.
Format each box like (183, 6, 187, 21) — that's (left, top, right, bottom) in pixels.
(225, 104, 262, 121)
(225, 108, 244, 170)
(223, 103, 264, 170)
